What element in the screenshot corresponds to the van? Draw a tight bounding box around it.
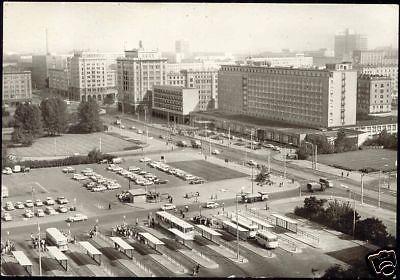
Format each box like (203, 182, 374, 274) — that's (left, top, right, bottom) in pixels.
(307, 182, 325, 192)
(319, 178, 333, 188)
(112, 157, 123, 164)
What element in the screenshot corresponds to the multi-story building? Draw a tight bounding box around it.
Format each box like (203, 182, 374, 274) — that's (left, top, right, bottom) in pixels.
(218, 62, 357, 129)
(69, 51, 117, 102)
(2, 70, 32, 105)
(117, 46, 167, 113)
(152, 85, 199, 124)
(245, 55, 314, 68)
(48, 68, 70, 98)
(334, 28, 368, 61)
(31, 54, 70, 89)
(357, 74, 392, 114)
(360, 65, 398, 105)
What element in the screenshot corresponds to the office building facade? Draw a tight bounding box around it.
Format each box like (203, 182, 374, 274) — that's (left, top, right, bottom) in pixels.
(69, 51, 117, 102)
(152, 85, 199, 124)
(334, 28, 368, 61)
(117, 47, 167, 113)
(357, 75, 392, 114)
(218, 63, 357, 129)
(2, 70, 32, 105)
(48, 68, 70, 97)
(31, 54, 70, 89)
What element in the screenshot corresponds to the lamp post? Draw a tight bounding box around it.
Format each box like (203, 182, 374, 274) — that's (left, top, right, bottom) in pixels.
(267, 150, 271, 173)
(199, 205, 202, 216)
(251, 165, 254, 194)
(360, 173, 365, 205)
(37, 223, 42, 276)
(235, 187, 244, 262)
(378, 170, 381, 208)
(123, 215, 126, 226)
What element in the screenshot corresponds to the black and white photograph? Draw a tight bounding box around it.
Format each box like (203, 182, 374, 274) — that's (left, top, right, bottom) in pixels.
(1, 2, 398, 278)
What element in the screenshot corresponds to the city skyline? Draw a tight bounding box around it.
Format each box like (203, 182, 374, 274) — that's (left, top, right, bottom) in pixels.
(3, 3, 399, 55)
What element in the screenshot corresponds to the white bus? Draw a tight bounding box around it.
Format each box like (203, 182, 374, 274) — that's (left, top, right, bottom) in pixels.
(46, 228, 68, 251)
(222, 220, 249, 240)
(155, 211, 195, 238)
(230, 215, 258, 238)
(255, 230, 278, 249)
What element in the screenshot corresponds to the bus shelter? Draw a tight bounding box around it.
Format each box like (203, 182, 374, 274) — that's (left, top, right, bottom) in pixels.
(79, 241, 102, 265)
(168, 228, 193, 248)
(138, 232, 165, 251)
(239, 213, 274, 231)
(271, 214, 298, 233)
(47, 246, 68, 271)
(109, 237, 134, 259)
(196, 224, 222, 243)
(11, 251, 32, 275)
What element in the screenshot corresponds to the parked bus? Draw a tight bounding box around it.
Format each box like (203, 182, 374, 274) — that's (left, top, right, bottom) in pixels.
(319, 178, 333, 188)
(255, 230, 278, 249)
(155, 211, 194, 238)
(222, 220, 249, 240)
(230, 215, 258, 238)
(46, 228, 68, 251)
(240, 193, 268, 203)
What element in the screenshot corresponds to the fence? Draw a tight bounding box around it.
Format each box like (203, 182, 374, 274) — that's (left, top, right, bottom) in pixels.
(297, 228, 319, 245)
(162, 252, 186, 274)
(277, 235, 297, 252)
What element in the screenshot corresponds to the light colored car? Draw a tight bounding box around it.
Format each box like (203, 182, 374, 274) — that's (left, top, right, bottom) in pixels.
(247, 160, 258, 167)
(92, 185, 107, 192)
(82, 168, 93, 173)
(44, 197, 55, 205)
(120, 125, 125, 129)
(2, 167, 12, 175)
(57, 206, 68, 213)
(35, 199, 43, 207)
(44, 206, 57, 215)
(3, 212, 12, 221)
(15, 202, 25, 209)
(128, 166, 140, 172)
(205, 201, 220, 209)
(5, 202, 15, 211)
(67, 213, 88, 222)
(56, 197, 69, 204)
(137, 129, 143, 134)
(211, 149, 220, 155)
(25, 200, 34, 208)
(139, 157, 151, 162)
(107, 183, 121, 190)
(160, 203, 177, 211)
(24, 209, 34, 218)
(62, 166, 75, 173)
(130, 126, 136, 130)
(36, 209, 45, 217)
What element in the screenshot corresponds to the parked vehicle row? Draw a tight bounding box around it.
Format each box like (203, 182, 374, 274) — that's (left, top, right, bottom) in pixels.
(65, 167, 121, 192)
(2, 201, 74, 221)
(146, 160, 206, 184)
(2, 165, 30, 175)
(108, 163, 166, 186)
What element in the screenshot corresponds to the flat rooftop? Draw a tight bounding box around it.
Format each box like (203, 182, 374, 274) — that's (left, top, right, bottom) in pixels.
(354, 116, 398, 126)
(191, 111, 320, 134)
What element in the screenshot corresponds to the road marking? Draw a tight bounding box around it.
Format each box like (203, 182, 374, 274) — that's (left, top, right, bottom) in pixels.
(32, 182, 50, 194)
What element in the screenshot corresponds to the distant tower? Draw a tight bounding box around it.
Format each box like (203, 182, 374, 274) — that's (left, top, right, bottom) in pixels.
(139, 40, 143, 49)
(45, 28, 50, 55)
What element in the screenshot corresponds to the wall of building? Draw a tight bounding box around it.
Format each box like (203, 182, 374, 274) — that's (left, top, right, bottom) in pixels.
(360, 66, 398, 104)
(2, 71, 32, 105)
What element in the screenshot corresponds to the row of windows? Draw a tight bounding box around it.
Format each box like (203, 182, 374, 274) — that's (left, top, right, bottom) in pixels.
(221, 67, 329, 78)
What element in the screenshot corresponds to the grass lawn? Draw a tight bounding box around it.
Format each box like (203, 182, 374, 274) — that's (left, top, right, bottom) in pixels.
(317, 149, 397, 172)
(169, 160, 247, 182)
(9, 132, 140, 158)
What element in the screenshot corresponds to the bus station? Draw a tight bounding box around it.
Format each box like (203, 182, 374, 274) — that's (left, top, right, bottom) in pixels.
(109, 237, 135, 259)
(11, 251, 32, 275)
(138, 232, 165, 251)
(79, 241, 102, 265)
(47, 246, 69, 271)
(195, 224, 222, 243)
(271, 214, 298, 233)
(168, 228, 194, 248)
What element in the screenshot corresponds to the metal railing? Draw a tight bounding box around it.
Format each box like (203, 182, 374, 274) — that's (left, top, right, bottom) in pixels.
(297, 228, 319, 245)
(277, 235, 297, 252)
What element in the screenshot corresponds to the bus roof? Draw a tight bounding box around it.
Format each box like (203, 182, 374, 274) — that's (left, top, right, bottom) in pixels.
(46, 228, 67, 241)
(257, 230, 277, 239)
(156, 211, 194, 230)
(222, 220, 248, 232)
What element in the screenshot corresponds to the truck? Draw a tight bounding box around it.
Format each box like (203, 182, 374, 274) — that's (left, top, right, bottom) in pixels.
(177, 140, 188, 147)
(307, 182, 325, 192)
(12, 165, 21, 173)
(191, 140, 201, 148)
(46, 227, 69, 251)
(240, 192, 268, 203)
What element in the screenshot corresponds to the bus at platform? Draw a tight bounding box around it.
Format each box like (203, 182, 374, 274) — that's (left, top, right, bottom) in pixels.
(155, 211, 195, 238)
(255, 230, 278, 249)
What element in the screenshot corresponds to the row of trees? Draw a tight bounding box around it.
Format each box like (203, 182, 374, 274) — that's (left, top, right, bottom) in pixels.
(11, 98, 103, 146)
(296, 129, 358, 159)
(363, 129, 397, 150)
(294, 197, 396, 248)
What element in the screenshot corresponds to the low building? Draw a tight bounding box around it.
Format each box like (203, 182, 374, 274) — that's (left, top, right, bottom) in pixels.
(357, 74, 392, 114)
(347, 116, 398, 138)
(2, 69, 32, 105)
(152, 85, 199, 125)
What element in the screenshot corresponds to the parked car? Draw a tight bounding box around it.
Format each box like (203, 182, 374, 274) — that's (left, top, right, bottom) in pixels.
(205, 201, 220, 209)
(14, 202, 25, 209)
(137, 129, 143, 134)
(66, 213, 88, 222)
(36, 209, 45, 217)
(3, 212, 12, 221)
(130, 126, 136, 130)
(247, 160, 258, 167)
(211, 149, 220, 155)
(5, 202, 15, 211)
(35, 199, 43, 207)
(139, 157, 151, 162)
(44, 197, 55, 205)
(24, 209, 34, 218)
(160, 203, 177, 211)
(2, 167, 12, 175)
(62, 166, 75, 173)
(25, 200, 34, 208)
(154, 179, 168, 184)
(44, 206, 57, 215)
(57, 206, 68, 213)
(56, 197, 69, 204)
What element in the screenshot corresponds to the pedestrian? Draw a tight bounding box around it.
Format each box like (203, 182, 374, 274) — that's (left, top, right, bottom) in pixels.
(109, 203, 111, 210)
(196, 263, 200, 274)
(341, 171, 343, 177)
(347, 172, 349, 177)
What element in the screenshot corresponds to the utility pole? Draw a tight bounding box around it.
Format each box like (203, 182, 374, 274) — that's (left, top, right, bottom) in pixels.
(378, 171, 381, 208)
(361, 173, 364, 205)
(54, 138, 57, 156)
(314, 145, 318, 170)
(236, 194, 240, 261)
(38, 222, 42, 276)
(267, 150, 271, 173)
(283, 148, 287, 187)
(99, 136, 102, 153)
(352, 192, 356, 239)
(251, 166, 254, 194)
(228, 127, 231, 147)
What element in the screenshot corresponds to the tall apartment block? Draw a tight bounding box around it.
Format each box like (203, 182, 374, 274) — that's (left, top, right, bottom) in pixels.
(69, 51, 117, 102)
(218, 62, 357, 129)
(334, 28, 367, 61)
(48, 68, 70, 98)
(117, 46, 167, 113)
(357, 75, 392, 114)
(2, 69, 32, 105)
(166, 68, 218, 110)
(31, 54, 70, 89)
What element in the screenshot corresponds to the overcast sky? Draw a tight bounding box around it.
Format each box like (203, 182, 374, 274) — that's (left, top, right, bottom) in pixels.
(3, 2, 399, 55)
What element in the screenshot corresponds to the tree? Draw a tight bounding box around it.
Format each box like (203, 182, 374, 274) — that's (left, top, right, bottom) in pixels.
(255, 166, 271, 183)
(322, 261, 373, 279)
(296, 142, 311, 160)
(40, 97, 68, 136)
(11, 127, 33, 146)
(355, 217, 389, 246)
(88, 148, 103, 162)
(13, 102, 43, 137)
(304, 134, 334, 154)
(77, 99, 103, 133)
(324, 200, 360, 234)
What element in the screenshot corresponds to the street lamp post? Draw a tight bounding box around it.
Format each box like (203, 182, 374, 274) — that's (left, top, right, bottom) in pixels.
(360, 173, 365, 205)
(378, 170, 381, 208)
(267, 150, 271, 173)
(251, 166, 254, 194)
(235, 194, 240, 261)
